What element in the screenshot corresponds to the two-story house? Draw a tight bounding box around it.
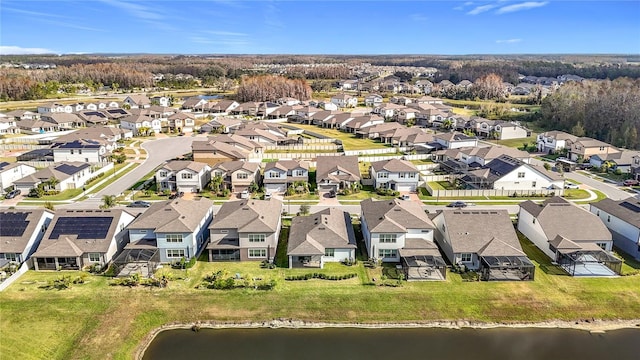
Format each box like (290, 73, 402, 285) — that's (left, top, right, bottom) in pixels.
(364, 94, 383, 107)
(590, 198, 640, 261)
(434, 132, 478, 149)
(0, 209, 54, 266)
(123, 95, 151, 109)
(316, 155, 361, 193)
(0, 162, 36, 194)
(369, 159, 420, 192)
(207, 199, 282, 261)
(119, 114, 161, 135)
(536, 131, 579, 154)
(361, 199, 443, 279)
(263, 159, 310, 194)
(156, 160, 211, 193)
(210, 160, 261, 193)
(330, 93, 358, 108)
(126, 198, 214, 263)
(0, 117, 19, 134)
(51, 139, 110, 163)
(166, 112, 196, 133)
(568, 137, 619, 162)
(460, 155, 564, 191)
(13, 162, 93, 193)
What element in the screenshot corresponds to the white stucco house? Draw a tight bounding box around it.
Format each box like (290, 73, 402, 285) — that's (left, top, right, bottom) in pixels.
(369, 159, 420, 192)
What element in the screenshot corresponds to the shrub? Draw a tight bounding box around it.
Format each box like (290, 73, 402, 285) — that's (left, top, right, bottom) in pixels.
(284, 272, 357, 281)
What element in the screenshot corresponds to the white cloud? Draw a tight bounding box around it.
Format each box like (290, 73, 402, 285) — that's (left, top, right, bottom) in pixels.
(99, 0, 164, 20)
(205, 31, 247, 37)
(496, 38, 522, 43)
(0, 46, 56, 55)
(410, 13, 428, 22)
(454, 1, 474, 10)
(496, 1, 548, 14)
(467, 4, 497, 15)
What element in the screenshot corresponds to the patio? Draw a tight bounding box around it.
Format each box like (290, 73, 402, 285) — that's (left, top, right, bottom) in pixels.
(480, 255, 535, 281)
(401, 255, 447, 281)
(557, 251, 621, 277)
(112, 245, 160, 278)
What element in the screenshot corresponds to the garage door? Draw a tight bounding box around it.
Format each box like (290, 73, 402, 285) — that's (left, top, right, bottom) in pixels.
(319, 184, 337, 191)
(396, 184, 416, 192)
(265, 183, 285, 193)
(178, 186, 198, 193)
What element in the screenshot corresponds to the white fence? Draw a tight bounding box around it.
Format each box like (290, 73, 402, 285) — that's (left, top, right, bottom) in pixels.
(356, 154, 433, 163)
(250, 152, 343, 161)
(425, 187, 564, 197)
(301, 138, 336, 144)
(0, 144, 49, 150)
(345, 147, 410, 156)
(264, 144, 338, 151)
(16, 161, 54, 168)
(0, 262, 29, 292)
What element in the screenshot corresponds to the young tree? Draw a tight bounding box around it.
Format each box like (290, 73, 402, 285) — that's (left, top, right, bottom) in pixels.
(100, 195, 117, 209)
(299, 204, 310, 216)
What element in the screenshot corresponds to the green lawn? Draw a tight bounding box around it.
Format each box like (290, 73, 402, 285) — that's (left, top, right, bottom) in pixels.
(495, 134, 538, 148)
(337, 185, 397, 200)
(286, 123, 389, 150)
(2, 230, 639, 360)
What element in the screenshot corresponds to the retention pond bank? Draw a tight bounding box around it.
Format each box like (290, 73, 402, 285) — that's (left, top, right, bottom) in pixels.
(142, 323, 639, 360)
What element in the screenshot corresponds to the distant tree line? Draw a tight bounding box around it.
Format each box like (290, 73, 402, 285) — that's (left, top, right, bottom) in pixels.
(539, 78, 640, 149)
(236, 75, 312, 102)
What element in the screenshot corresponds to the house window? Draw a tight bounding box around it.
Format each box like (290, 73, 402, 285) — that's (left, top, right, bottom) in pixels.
(378, 249, 397, 258)
(220, 230, 229, 234)
(88, 253, 101, 262)
(166, 249, 185, 258)
(237, 173, 248, 179)
(325, 248, 335, 257)
(409, 173, 416, 178)
(166, 234, 183, 243)
(139, 230, 147, 233)
(294, 170, 304, 177)
(3, 253, 18, 262)
(517, 172, 525, 178)
(378, 172, 388, 179)
(248, 234, 266, 242)
(248, 249, 266, 258)
(607, 215, 611, 223)
(596, 242, 608, 250)
(533, 218, 536, 224)
(460, 253, 473, 262)
(215, 171, 223, 177)
(379, 234, 397, 243)
(532, 181, 537, 188)
(159, 171, 167, 177)
(269, 171, 280, 178)
(70, 149, 74, 154)
(399, 173, 406, 178)
(181, 173, 193, 179)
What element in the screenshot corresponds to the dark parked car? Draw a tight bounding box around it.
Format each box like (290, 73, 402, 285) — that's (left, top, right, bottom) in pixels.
(446, 201, 468, 208)
(127, 200, 151, 208)
(4, 189, 21, 199)
(623, 179, 639, 186)
(169, 191, 184, 199)
(328, 190, 337, 198)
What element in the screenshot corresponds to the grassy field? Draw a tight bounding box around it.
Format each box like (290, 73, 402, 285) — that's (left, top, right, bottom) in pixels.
(1, 231, 639, 360)
(495, 134, 538, 148)
(286, 123, 389, 150)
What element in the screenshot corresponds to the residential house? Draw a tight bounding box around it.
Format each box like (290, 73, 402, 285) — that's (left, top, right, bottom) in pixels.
(316, 155, 361, 192)
(318, 101, 338, 111)
(4, 110, 38, 121)
(330, 93, 358, 108)
(460, 155, 564, 191)
(435, 145, 531, 168)
(126, 199, 214, 262)
(415, 81, 434, 94)
(471, 119, 529, 140)
(119, 114, 161, 135)
(156, 160, 211, 193)
(181, 97, 209, 111)
(207, 100, 240, 114)
(590, 198, 640, 260)
(434, 132, 478, 149)
(568, 137, 619, 162)
(370, 159, 420, 192)
(167, 112, 196, 133)
(263, 159, 310, 194)
(76, 110, 110, 126)
(0, 209, 54, 266)
(361, 199, 444, 280)
(151, 96, 171, 107)
(344, 115, 384, 133)
(518, 197, 621, 276)
(0, 162, 36, 193)
(432, 209, 535, 281)
(234, 128, 284, 145)
(266, 105, 296, 119)
(287, 208, 357, 268)
(207, 199, 282, 261)
(339, 79, 359, 90)
(356, 122, 405, 140)
(51, 139, 110, 163)
(364, 94, 383, 107)
(373, 103, 405, 119)
(13, 162, 93, 193)
(41, 113, 83, 130)
(210, 160, 261, 193)
(31, 209, 135, 270)
(632, 155, 640, 181)
(15, 119, 59, 133)
(191, 135, 260, 166)
(589, 150, 640, 174)
(0, 117, 20, 134)
(277, 97, 301, 106)
(379, 127, 435, 149)
(123, 95, 151, 109)
(200, 117, 243, 134)
(536, 131, 579, 154)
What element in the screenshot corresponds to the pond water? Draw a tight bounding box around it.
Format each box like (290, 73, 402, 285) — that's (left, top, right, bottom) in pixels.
(197, 95, 223, 100)
(142, 327, 639, 360)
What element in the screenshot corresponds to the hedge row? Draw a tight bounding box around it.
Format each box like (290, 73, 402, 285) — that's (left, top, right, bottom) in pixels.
(285, 273, 357, 281)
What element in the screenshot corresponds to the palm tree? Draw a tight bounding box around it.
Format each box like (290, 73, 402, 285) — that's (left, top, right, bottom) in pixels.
(46, 176, 59, 191)
(100, 195, 117, 209)
(442, 119, 454, 130)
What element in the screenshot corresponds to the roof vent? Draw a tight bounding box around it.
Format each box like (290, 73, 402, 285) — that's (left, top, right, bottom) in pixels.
(318, 227, 325, 230)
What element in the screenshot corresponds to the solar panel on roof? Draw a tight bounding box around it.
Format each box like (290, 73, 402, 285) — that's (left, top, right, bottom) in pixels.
(49, 217, 113, 240)
(0, 212, 30, 237)
(620, 201, 640, 213)
(55, 164, 87, 175)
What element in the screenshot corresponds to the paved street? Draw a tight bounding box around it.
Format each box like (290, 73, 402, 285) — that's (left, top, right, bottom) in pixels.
(68, 136, 198, 208)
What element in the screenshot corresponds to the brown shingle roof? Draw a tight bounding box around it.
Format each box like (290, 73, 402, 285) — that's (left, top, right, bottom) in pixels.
(210, 199, 282, 233)
(127, 198, 213, 233)
(287, 208, 356, 256)
(361, 198, 434, 233)
(316, 155, 361, 184)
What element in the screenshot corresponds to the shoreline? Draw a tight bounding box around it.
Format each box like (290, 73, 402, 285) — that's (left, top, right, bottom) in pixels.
(134, 318, 640, 359)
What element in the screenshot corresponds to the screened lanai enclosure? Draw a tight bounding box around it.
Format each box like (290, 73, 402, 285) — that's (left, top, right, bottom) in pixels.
(556, 249, 622, 277)
(112, 247, 160, 278)
(401, 255, 447, 281)
(480, 255, 535, 281)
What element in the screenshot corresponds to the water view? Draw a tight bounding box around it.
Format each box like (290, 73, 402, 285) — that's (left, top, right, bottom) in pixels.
(143, 327, 639, 360)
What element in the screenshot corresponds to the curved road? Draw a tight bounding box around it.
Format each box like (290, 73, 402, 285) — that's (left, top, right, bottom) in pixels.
(74, 136, 197, 207)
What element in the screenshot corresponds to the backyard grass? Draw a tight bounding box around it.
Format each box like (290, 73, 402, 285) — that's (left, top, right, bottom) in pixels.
(337, 185, 397, 200)
(286, 123, 389, 150)
(495, 134, 537, 148)
(1, 231, 639, 360)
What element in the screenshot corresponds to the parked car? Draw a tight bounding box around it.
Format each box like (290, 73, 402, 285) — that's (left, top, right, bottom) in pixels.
(328, 190, 337, 198)
(399, 194, 411, 201)
(564, 182, 580, 189)
(168, 191, 184, 199)
(446, 201, 468, 208)
(623, 179, 639, 186)
(127, 200, 151, 208)
(240, 190, 250, 199)
(263, 192, 272, 200)
(4, 189, 21, 199)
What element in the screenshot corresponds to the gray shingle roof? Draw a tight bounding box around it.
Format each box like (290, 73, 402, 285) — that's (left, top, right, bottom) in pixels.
(0, 209, 53, 253)
(590, 198, 640, 229)
(127, 198, 213, 233)
(361, 198, 434, 233)
(287, 208, 356, 256)
(316, 155, 360, 184)
(210, 199, 282, 233)
(370, 159, 418, 173)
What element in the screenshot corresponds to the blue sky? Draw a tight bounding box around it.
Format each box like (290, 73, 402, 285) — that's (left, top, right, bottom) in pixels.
(1, 1, 639, 55)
